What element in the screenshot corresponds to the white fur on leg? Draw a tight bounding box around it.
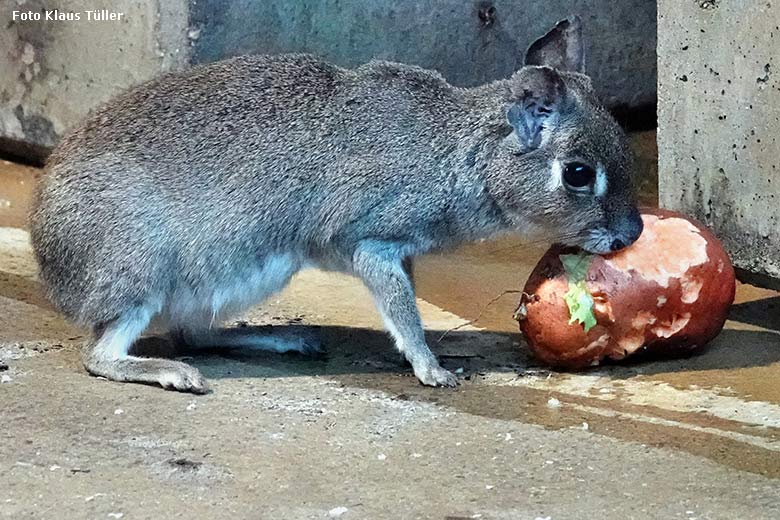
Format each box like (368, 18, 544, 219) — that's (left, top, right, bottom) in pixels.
(95, 301, 161, 360)
(84, 301, 209, 393)
(178, 328, 323, 355)
(165, 253, 301, 331)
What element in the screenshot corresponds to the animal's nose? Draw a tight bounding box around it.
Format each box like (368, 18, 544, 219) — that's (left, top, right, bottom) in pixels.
(628, 211, 644, 243)
(610, 211, 643, 252)
(621, 208, 644, 246)
(610, 238, 626, 251)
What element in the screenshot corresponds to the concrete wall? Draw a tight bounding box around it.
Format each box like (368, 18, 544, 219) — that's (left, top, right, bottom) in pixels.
(190, 0, 656, 111)
(0, 0, 189, 161)
(658, 1, 780, 287)
(0, 1, 656, 162)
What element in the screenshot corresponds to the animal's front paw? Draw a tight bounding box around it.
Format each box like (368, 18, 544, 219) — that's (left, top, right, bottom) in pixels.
(414, 363, 458, 388)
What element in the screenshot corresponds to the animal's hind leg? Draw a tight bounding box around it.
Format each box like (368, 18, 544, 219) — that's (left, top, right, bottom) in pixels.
(175, 326, 324, 356)
(170, 253, 320, 356)
(83, 303, 209, 394)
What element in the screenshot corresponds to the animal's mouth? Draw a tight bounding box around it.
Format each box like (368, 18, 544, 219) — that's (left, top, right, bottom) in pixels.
(580, 242, 614, 255)
(574, 228, 640, 255)
(575, 212, 644, 255)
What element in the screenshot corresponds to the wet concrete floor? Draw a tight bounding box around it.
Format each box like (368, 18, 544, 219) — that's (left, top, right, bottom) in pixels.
(1, 153, 780, 519)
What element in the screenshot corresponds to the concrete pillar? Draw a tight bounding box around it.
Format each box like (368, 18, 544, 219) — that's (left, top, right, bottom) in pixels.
(0, 0, 189, 162)
(658, 1, 780, 288)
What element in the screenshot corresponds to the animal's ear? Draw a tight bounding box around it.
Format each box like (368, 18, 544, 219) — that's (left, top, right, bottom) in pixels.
(524, 16, 585, 73)
(505, 66, 566, 152)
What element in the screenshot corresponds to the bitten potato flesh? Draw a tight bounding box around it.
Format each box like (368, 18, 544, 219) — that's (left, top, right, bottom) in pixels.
(515, 208, 736, 369)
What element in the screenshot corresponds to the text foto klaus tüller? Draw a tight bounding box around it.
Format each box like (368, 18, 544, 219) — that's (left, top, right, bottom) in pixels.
(12, 10, 125, 22)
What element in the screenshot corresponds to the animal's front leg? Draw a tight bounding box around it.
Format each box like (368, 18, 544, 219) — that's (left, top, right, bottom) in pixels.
(352, 241, 457, 387)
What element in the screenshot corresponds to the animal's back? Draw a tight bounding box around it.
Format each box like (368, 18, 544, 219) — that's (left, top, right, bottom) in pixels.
(30, 54, 461, 325)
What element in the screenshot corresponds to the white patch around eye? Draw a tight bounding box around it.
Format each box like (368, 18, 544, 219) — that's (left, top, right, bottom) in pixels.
(595, 164, 608, 197)
(548, 159, 563, 191)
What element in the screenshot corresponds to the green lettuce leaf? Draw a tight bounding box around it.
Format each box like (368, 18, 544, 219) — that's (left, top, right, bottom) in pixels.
(559, 253, 597, 332)
(560, 253, 592, 282)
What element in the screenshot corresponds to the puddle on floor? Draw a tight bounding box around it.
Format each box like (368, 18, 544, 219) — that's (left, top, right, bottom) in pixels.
(375, 233, 780, 480)
(340, 372, 780, 479)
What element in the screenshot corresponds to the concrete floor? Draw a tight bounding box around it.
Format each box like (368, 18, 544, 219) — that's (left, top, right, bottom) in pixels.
(1, 151, 780, 520)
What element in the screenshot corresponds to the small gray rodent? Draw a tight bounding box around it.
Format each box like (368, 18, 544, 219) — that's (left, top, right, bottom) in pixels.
(29, 16, 643, 393)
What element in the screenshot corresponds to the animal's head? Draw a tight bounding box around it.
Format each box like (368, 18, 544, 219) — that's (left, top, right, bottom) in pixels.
(485, 16, 642, 254)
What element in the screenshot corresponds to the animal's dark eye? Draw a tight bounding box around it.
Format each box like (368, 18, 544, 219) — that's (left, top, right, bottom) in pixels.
(562, 162, 596, 192)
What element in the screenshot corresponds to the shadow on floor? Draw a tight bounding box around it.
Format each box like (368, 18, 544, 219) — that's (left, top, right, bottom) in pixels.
(729, 296, 780, 331)
(129, 321, 780, 383)
(129, 323, 780, 479)
(603, 328, 780, 378)
(131, 324, 531, 381)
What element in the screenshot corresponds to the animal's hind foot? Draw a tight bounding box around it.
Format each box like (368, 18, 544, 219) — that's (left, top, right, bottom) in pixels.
(261, 328, 324, 356)
(176, 325, 325, 357)
(82, 304, 211, 394)
(156, 361, 210, 394)
(84, 352, 211, 394)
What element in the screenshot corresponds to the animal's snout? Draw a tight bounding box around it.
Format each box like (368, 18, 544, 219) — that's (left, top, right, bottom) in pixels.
(611, 208, 644, 252)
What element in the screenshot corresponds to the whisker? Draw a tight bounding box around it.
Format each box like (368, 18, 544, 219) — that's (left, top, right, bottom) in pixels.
(485, 230, 585, 255)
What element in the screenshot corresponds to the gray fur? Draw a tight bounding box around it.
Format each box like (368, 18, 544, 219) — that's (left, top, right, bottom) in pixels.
(29, 19, 642, 392)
